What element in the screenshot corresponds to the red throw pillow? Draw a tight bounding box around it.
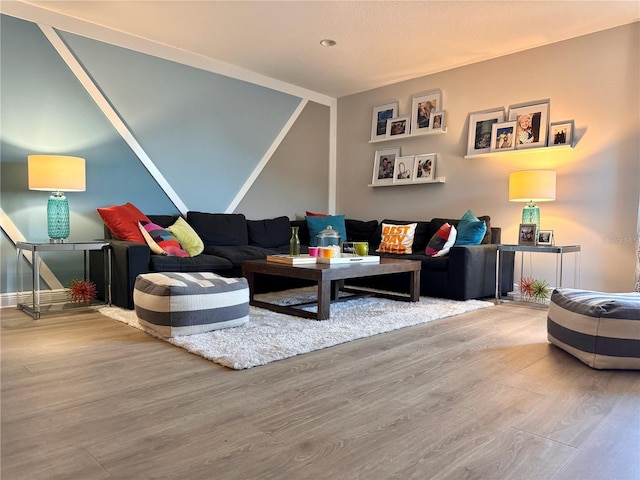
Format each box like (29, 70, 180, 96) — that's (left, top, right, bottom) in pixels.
(305, 211, 329, 217)
(97, 202, 150, 243)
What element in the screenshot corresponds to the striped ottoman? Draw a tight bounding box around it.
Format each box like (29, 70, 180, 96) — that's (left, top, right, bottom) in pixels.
(134, 272, 249, 338)
(547, 288, 640, 370)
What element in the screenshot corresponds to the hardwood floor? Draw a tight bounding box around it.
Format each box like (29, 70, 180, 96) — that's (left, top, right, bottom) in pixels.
(2, 303, 638, 480)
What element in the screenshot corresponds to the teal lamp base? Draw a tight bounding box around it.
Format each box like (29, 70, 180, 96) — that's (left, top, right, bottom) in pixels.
(522, 202, 540, 230)
(47, 192, 70, 242)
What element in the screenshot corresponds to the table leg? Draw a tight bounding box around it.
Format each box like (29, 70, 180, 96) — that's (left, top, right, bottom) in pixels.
(33, 251, 40, 320)
(495, 249, 501, 303)
(409, 270, 420, 301)
(317, 279, 331, 320)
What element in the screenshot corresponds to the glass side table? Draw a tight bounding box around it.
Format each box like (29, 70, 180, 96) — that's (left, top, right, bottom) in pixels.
(16, 241, 112, 320)
(495, 244, 581, 304)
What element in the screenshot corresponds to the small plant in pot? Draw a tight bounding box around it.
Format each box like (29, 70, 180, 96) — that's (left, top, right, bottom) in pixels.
(519, 277, 550, 303)
(67, 279, 97, 304)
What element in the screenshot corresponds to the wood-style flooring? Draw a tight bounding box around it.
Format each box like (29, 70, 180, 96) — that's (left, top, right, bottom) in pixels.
(2, 302, 639, 480)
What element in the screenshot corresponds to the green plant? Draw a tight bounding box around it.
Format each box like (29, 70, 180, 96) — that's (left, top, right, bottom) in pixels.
(67, 279, 97, 304)
(530, 279, 550, 302)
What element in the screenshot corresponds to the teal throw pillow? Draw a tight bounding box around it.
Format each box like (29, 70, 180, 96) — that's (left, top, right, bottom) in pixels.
(455, 210, 487, 246)
(305, 215, 347, 247)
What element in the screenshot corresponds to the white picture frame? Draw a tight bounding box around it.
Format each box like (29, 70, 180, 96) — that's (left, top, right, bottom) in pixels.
(393, 155, 415, 184)
(429, 110, 445, 132)
(508, 99, 550, 149)
(370, 101, 399, 142)
(410, 89, 442, 136)
(549, 120, 574, 147)
(489, 120, 517, 152)
(466, 108, 506, 156)
(537, 230, 554, 246)
(385, 115, 411, 139)
(413, 153, 436, 183)
(371, 146, 400, 186)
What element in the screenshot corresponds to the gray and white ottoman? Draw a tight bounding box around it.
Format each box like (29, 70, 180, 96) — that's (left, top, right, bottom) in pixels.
(547, 288, 640, 370)
(134, 272, 249, 338)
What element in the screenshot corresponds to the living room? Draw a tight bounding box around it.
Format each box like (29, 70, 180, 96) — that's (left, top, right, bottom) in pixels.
(1, 2, 639, 479)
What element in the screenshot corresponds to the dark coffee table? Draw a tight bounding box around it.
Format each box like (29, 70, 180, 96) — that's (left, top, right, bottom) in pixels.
(242, 258, 421, 320)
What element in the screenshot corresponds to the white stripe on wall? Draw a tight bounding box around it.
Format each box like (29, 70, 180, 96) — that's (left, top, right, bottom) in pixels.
(0, 207, 63, 292)
(38, 24, 190, 216)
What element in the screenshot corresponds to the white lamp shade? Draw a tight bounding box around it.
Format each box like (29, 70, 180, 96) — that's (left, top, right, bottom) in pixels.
(28, 155, 86, 192)
(509, 170, 556, 202)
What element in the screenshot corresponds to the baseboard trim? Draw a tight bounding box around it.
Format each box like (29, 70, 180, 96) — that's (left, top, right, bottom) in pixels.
(1, 289, 68, 308)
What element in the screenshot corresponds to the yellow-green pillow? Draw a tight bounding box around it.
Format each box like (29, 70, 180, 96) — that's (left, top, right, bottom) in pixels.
(167, 217, 204, 257)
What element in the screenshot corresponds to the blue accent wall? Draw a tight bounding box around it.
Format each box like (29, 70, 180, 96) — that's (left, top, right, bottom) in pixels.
(0, 14, 329, 295)
(59, 30, 301, 212)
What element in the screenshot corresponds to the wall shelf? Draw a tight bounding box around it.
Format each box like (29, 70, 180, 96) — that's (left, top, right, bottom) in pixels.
(464, 144, 573, 159)
(368, 176, 445, 187)
(370, 128, 447, 144)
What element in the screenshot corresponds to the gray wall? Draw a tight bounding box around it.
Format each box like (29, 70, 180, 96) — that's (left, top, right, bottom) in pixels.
(337, 24, 640, 292)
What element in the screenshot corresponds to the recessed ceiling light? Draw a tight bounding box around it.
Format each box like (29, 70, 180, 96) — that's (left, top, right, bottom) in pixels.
(320, 39, 337, 47)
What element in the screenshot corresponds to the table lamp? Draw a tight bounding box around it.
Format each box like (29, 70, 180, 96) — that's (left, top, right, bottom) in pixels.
(28, 154, 86, 242)
(508, 170, 556, 229)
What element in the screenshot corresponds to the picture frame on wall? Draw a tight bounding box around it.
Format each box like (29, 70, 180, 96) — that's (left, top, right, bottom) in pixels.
(518, 223, 537, 246)
(549, 120, 574, 147)
(413, 153, 436, 183)
(429, 111, 445, 132)
(393, 155, 415, 184)
(370, 101, 399, 142)
(386, 115, 411, 139)
(508, 99, 550, 149)
(466, 108, 506, 156)
(410, 89, 442, 136)
(537, 229, 554, 246)
(371, 146, 401, 186)
(489, 121, 517, 152)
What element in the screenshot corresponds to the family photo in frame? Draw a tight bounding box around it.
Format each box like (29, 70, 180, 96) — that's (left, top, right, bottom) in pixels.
(410, 90, 442, 135)
(518, 223, 537, 246)
(508, 99, 550, 149)
(466, 108, 506, 155)
(371, 146, 400, 186)
(370, 101, 399, 142)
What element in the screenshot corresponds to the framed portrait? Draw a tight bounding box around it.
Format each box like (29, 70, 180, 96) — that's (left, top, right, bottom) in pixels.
(466, 108, 506, 155)
(386, 115, 411, 139)
(537, 230, 554, 246)
(489, 121, 517, 152)
(549, 120, 574, 147)
(429, 111, 445, 132)
(371, 146, 401, 186)
(370, 101, 399, 142)
(508, 100, 550, 149)
(393, 155, 415, 184)
(410, 89, 442, 136)
(518, 223, 537, 246)
(413, 153, 436, 183)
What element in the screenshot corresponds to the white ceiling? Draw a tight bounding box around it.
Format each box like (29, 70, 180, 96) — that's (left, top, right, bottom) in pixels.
(12, 1, 640, 98)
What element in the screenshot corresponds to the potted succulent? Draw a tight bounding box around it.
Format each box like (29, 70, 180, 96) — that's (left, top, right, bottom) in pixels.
(519, 276, 550, 304)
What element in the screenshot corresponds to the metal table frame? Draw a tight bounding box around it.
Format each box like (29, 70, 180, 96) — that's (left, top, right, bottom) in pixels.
(495, 244, 581, 303)
(16, 241, 111, 319)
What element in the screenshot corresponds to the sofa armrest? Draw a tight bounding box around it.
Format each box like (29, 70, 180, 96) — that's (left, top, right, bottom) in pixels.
(90, 239, 151, 310)
(448, 243, 513, 300)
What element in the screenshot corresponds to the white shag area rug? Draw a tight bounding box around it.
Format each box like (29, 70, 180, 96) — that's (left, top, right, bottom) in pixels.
(98, 288, 493, 370)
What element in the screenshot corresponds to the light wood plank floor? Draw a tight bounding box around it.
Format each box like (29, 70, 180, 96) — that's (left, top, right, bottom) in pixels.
(2, 303, 639, 480)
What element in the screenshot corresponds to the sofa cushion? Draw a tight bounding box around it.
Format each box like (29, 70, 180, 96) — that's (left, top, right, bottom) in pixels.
(247, 216, 291, 248)
(305, 214, 347, 247)
(425, 223, 457, 257)
(166, 216, 205, 257)
(377, 222, 417, 254)
(97, 202, 150, 243)
(345, 219, 379, 243)
(187, 212, 248, 246)
(139, 221, 189, 257)
(203, 245, 276, 267)
(378, 252, 449, 271)
(149, 253, 232, 272)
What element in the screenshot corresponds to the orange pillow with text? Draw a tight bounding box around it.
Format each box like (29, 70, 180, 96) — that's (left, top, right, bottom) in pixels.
(376, 223, 417, 254)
